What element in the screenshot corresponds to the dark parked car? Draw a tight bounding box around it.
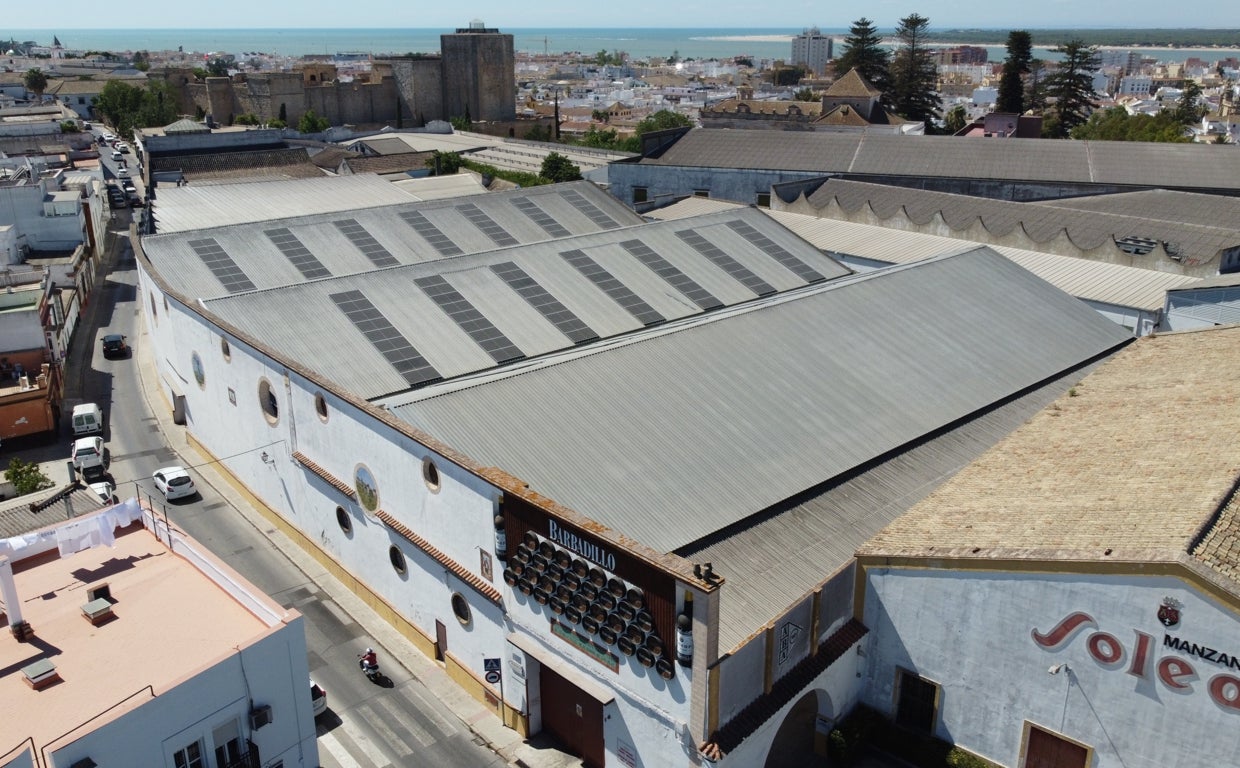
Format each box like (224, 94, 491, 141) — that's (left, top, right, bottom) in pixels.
(101, 333, 129, 359)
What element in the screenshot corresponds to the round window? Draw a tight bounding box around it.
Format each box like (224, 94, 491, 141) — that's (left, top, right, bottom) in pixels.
(451, 593, 472, 626)
(258, 378, 279, 425)
(191, 352, 205, 389)
(354, 463, 379, 512)
(336, 506, 351, 534)
(220, 335, 231, 362)
(422, 457, 441, 492)
(389, 545, 406, 574)
(315, 392, 329, 422)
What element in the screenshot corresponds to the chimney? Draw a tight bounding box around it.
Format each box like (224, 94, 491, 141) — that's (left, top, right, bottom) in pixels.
(0, 556, 31, 640)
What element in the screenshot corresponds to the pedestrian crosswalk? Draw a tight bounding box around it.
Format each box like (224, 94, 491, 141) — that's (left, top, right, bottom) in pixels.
(316, 679, 495, 768)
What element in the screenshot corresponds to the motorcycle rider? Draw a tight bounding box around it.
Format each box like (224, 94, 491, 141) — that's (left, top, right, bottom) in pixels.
(359, 647, 378, 675)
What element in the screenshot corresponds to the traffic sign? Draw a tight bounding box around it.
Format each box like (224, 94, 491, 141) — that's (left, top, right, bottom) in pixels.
(483, 657, 502, 672)
(485, 670, 502, 684)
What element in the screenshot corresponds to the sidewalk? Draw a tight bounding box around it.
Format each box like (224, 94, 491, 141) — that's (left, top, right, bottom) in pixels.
(130, 294, 579, 767)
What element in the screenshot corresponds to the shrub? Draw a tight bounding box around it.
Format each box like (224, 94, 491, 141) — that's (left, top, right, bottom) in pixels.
(947, 747, 999, 768)
(5, 458, 53, 496)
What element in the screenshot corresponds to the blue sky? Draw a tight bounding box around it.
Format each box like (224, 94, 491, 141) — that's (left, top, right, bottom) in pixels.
(5, 1, 1239, 30)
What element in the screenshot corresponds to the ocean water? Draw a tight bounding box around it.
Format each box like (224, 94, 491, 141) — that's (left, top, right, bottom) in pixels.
(3, 28, 1235, 64)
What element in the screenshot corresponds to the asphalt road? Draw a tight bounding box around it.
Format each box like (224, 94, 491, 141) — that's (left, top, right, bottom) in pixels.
(53, 153, 507, 768)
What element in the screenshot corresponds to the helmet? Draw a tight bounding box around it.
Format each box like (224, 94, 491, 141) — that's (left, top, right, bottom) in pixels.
(366, 648, 374, 654)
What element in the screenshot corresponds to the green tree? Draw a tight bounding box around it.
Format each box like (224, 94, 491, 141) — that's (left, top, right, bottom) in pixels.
(268, 118, 286, 129)
(60, 120, 81, 133)
(772, 64, 807, 86)
(578, 125, 621, 148)
(888, 13, 941, 127)
(523, 123, 553, 142)
(996, 31, 1033, 114)
(944, 104, 968, 133)
(450, 113, 471, 131)
(23, 67, 48, 101)
(93, 79, 176, 136)
(1042, 40, 1100, 138)
(1071, 107, 1190, 142)
(1025, 58, 1049, 112)
(1175, 80, 1206, 125)
(5, 458, 52, 496)
(833, 18, 890, 95)
(634, 109, 692, 135)
(793, 87, 816, 102)
(297, 108, 330, 133)
(540, 151, 583, 183)
(426, 150, 463, 175)
(206, 58, 230, 77)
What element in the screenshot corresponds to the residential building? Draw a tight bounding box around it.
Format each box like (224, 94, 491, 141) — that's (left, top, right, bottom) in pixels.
(790, 27, 833, 76)
(0, 499, 318, 768)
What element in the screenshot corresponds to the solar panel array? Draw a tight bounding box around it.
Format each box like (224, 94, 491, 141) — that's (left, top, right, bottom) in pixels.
(330, 290, 441, 388)
(334, 219, 400, 267)
(414, 275, 525, 364)
(560, 189, 621, 230)
(490, 262, 598, 344)
(187, 238, 257, 293)
(620, 239, 723, 311)
(675, 229, 776, 296)
(457, 203, 520, 247)
(399, 210, 464, 256)
(512, 198, 571, 239)
(265, 228, 332, 280)
(561, 249, 665, 326)
(724, 220, 827, 283)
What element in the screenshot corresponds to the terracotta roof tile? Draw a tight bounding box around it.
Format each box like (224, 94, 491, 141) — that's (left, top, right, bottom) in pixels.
(824, 69, 882, 98)
(378, 510, 503, 604)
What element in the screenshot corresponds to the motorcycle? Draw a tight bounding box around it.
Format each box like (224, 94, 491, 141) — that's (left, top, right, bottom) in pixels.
(358, 649, 380, 682)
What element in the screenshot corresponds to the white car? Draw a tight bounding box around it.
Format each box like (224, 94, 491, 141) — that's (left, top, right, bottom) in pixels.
(310, 680, 327, 717)
(72, 436, 106, 480)
(117, 167, 129, 178)
(88, 480, 116, 505)
(153, 466, 196, 500)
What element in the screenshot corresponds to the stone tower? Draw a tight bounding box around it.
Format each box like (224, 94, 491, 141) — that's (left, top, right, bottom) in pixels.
(440, 21, 516, 123)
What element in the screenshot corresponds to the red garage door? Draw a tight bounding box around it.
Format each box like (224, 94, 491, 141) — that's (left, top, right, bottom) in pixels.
(1025, 725, 1089, 768)
(539, 664, 605, 768)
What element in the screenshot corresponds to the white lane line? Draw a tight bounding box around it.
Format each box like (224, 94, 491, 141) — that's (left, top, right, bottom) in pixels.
(338, 706, 399, 767)
(397, 683, 462, 737)
(317, 729, 364, 768)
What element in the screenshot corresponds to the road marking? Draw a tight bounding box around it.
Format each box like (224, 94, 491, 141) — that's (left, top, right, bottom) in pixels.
(398, 684, 461, 737)
(337, 708, 397, 767)
(317, 729, 364, 768)
(366, 696, 428, 751)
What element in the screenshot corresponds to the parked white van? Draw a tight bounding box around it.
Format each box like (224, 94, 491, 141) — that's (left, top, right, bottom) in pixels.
(71, 403, 105, 436)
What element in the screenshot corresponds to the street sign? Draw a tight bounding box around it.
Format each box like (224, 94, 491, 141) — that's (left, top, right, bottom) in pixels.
(485, 670, 502, 684)
(483, 657, 502, 672)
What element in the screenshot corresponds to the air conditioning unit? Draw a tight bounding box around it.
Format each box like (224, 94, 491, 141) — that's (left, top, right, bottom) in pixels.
(248, 704, 273, 730)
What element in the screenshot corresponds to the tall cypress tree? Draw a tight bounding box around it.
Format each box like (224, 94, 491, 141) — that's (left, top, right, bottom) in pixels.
(1043, 40, 1100, 138)
(833, 17, 890, 95)
(888, 13, 941, 127)
(996, 31, 1032, 114)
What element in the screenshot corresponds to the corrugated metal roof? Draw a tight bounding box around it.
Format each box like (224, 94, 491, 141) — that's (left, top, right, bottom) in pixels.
(1033, 188, 1240, 230)
(388, 247, 1131, 554)
(151, 174, 418, 233)
(200, 207, 848, 399)
(646, 129, 1240, 191)
(643, 197, 743, 220)
(145, 181, 647, 298)
(761, 210, 1199, 311)
(687, 360, 1100, 651)
(807, 179, 1238, 269)
(389, 173, 489, 200)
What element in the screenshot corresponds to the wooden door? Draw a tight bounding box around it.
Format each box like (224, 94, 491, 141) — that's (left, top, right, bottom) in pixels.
(539, 665, 605, 768)
(435, 620, 448, 661)
(1025, 725, 1088, 768)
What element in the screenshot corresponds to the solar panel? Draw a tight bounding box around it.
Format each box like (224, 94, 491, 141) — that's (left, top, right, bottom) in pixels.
(398, 210, 464, 256)
(512, 198, 571, 239)
(265, 228, 332, 280)
(414, 275, 524, 364)
(333, 219, 400, 267)
(675, 229, 776, 296)
(560, 189, 620, 230)
(490, 262, 598, 344)
(724, 220, 827, 283)
(560, 249, 665, 326)
(187, 238, 257, 293)
(456, 203, 520, 247)
(330, 290, 441, 388)
(620, 239, 723, 311)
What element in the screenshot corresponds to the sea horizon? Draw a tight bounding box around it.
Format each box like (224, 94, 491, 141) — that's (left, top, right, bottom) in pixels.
(4, 28, 1239, 64)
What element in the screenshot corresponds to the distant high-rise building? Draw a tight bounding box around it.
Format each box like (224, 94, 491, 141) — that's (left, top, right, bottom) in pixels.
(791, 27, 833, 76)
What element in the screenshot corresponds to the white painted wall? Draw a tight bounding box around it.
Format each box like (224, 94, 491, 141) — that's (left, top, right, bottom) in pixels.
(864, 568, 1240, 767)
(47, 619, 317, 768)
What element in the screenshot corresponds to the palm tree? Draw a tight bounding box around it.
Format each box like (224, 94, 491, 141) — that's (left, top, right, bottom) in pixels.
(23, 68, 48, 103)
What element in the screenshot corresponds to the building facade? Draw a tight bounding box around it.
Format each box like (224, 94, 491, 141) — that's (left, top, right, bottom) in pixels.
(790, 28, 833, 76)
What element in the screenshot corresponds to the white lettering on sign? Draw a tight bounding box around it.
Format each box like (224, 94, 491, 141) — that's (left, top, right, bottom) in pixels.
(548, 519, 616, 571)
(1032, 610, 1240, 712)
